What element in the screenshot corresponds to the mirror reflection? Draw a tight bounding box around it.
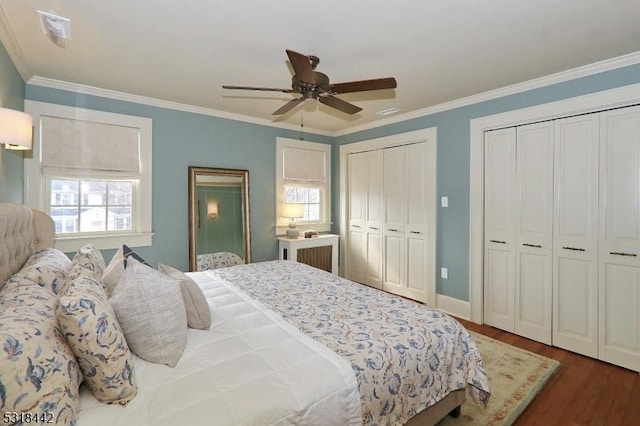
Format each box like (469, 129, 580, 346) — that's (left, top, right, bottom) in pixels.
(188, 167, 251, 271)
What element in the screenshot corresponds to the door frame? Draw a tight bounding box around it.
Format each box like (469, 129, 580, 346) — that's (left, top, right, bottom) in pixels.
(469, 82, 640, 324)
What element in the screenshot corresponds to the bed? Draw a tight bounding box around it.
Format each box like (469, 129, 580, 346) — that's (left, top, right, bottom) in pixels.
(0, 203, 489, 425)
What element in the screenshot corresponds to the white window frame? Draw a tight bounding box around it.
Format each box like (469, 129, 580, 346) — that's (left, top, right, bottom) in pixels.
(24, 100, 153, 252)
(275, 137, 331, 235)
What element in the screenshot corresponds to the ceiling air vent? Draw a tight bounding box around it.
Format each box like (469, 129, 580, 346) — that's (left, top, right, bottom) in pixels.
(38, 10, 71, 48)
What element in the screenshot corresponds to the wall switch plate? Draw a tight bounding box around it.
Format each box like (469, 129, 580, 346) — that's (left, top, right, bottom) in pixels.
(441, 267, 448, 279)
(441, 196, 448, 207)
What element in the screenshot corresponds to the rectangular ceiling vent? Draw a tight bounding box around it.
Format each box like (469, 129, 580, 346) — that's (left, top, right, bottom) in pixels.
(38, 10, 71, 48)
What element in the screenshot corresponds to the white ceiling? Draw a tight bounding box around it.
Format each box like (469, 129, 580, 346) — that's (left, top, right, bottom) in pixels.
(1, 0, 640, 134)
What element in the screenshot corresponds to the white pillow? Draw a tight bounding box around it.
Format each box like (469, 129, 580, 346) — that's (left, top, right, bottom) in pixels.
(109, 258, 188, 367)
(102, 245, 125, 296)
(158, 263, 212, 330)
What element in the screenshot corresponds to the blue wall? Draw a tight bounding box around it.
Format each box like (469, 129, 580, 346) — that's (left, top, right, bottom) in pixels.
(0, 41, 26, 203)
(24, 85, 333, 270)
(5, 41, 640, 302)
(335, 63, 640, 301)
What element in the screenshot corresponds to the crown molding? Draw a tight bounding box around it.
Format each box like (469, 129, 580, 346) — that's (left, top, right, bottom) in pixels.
(0, 5, 32, 82)
(26, 76, 334, 137)
(25, 50, 640, 139)
(334, 50, 640, 137)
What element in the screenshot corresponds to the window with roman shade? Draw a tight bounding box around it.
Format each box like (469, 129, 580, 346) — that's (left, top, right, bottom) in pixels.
(40, 116, 141, 178)
(276, 137, 332, 234)
(24, 100, 153, 252)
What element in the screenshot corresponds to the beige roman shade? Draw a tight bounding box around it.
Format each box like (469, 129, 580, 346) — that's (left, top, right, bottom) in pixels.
(282, 146, 326, 182)
(41, 115, 140, 178)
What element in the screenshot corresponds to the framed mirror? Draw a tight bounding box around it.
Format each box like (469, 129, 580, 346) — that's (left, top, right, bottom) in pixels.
(188, 166, 251, 271)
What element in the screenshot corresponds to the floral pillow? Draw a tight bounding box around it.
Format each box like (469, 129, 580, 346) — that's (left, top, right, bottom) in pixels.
(16, 248, 72, 294)
(71, 243, 106, 277)
(0, 279, 81, 425)
(56, 265, 137, 405)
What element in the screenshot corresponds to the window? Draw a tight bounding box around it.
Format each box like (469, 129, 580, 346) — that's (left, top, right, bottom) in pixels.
(276, 137, 331, 234)
(49, 179, 133, 233)
(24, 101, 153, 252)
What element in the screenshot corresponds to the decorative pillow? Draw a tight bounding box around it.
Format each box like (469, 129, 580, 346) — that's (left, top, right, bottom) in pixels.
(72, 243, 106, 277)
(56, 265, 137, 405)
(0, 279, 81, 425)
(8, 248, 71, 294)
(158, 263, 212, 330)
(102, 244, 150, 296)
(110, 258, 188, 367)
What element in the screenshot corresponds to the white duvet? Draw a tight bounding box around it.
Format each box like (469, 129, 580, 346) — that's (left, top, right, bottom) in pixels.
(76, 272, 362, 426)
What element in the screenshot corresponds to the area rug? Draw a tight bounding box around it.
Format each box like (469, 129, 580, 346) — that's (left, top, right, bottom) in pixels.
(438, 331, 560, 425)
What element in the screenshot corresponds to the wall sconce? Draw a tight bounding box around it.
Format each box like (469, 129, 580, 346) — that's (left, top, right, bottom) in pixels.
(0, 107, 33, 150)
(208, 200, 218, 220)
(283, 203, 304, 238)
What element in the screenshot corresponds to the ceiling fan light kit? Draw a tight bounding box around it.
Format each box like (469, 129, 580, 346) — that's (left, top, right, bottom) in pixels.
(223, 49, 397, 116)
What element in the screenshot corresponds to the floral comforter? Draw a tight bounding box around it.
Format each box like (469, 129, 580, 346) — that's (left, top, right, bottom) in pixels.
(212, 260, 490, 425)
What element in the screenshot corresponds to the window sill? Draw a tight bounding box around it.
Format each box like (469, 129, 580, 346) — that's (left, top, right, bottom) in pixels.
(54, 232, 154, 253)
(275, 222, 332, 236)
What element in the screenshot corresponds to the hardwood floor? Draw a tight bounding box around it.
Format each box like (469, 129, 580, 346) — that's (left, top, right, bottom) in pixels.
(455, 318, 640, 426)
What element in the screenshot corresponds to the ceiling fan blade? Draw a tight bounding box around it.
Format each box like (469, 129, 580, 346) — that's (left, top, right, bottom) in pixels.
(330, 77, 397, 94)
(272, 98, 304, 115)
(223, 85, 293, 93)
(286, 49, 315, 84)
(318, 95, 362, 115)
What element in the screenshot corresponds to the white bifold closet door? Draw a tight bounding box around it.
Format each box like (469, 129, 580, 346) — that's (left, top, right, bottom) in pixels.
(515, 122, 554, 344)
(347, 150, 383, 289)
(552, 114, 599, 357)
(484, 122, 553, 344)
(484, 127, 517, 332)
(598, 105, 640, 372)
(381, 142, 435, 303)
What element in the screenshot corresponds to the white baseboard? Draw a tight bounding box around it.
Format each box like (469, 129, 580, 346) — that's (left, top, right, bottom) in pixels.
(436, 294, 471, 321)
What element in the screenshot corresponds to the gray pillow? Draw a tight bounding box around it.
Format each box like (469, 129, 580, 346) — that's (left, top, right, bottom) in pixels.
(158, 263, 212, 330)
(109, 258, 187, 367)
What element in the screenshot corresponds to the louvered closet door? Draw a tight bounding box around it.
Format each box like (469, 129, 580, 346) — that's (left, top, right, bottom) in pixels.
(484, 128, 517, 332)
(383, 146, 405, 294)
(515, 122, 554, 344)
(365, 150, 384, 288)
(404, 142, 436, 303)
(553, 114, 599, 357)
(347, 152, 367, 284)
(599, 106, 640, 372)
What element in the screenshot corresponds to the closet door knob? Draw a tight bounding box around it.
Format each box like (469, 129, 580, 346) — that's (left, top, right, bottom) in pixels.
(388, 228, 399, 232)
(489, 239, 506, 244)
(523, 243, 542, 248)
(369, 227, 379, 231)
(351, 224, 361, 228)
(410, 231, 421, 235)
(562, 246, 585, 252)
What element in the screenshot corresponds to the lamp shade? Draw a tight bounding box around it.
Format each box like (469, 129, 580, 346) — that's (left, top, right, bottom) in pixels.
(283, 203, 304, 219)
(0, 108, 33, 150)
(208, 200, 218, 219)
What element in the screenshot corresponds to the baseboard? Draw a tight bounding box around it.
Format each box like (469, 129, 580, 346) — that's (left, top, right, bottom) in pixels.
(436, 294, 471, 321)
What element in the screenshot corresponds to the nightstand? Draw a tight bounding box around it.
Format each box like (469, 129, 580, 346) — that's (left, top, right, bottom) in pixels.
(278, 234, 339, 274)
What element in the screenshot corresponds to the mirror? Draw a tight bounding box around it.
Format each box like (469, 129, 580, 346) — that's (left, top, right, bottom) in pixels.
(188, 167, 251, 271)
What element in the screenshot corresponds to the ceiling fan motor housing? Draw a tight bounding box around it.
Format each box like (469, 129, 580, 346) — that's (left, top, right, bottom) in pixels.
(292, 72, 330, 99)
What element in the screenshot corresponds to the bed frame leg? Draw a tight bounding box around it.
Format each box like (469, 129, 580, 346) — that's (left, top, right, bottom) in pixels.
(448, 406, 461, 419)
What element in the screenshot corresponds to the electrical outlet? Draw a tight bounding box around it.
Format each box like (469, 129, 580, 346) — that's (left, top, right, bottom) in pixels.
(441, 267, 448, 279)
(441, 196, 448, 208)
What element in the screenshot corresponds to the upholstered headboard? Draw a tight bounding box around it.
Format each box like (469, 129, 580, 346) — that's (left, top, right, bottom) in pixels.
(0, 203, 55, 283)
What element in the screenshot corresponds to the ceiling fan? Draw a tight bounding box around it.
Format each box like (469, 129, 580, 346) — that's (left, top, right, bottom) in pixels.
(222, 49, 397, 116)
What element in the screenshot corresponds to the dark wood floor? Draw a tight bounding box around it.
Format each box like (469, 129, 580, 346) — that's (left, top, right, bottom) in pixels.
(455, 318, 640, 426)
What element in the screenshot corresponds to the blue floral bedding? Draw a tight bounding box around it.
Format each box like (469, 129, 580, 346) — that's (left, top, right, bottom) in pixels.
(212, 260, 490, 425)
